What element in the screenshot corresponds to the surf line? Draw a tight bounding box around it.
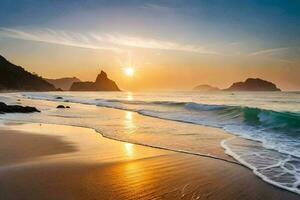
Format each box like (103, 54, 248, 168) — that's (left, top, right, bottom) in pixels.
(100, 132, 243, 166)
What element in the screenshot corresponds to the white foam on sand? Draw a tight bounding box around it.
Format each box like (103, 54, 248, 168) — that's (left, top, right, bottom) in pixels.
(221, 138, 300, 195)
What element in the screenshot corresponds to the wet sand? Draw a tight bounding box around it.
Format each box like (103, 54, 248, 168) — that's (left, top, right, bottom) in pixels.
(0, 123, 298, 200)
(0, 128, 77, 165)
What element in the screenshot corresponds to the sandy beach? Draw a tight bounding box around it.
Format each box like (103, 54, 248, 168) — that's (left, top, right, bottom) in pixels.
(0, 122, 298, 200)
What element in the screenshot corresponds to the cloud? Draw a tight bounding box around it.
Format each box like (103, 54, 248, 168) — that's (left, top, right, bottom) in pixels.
(91, 33, 216, 54)
(248, 47, 298, 63)
(249, 47, 290, 56)
(0, 27, 122, 52)
(0, 27, 216, 54)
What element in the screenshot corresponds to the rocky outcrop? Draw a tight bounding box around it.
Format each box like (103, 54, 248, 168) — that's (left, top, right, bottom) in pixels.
(0, 102, 40, 114)
(225, 78, 281, 91)
(45, 77, 81, 91)
(0, 55, 56, 91)
(56, 105, 70, 109)
(193, 84, 220, 91)
(70, 71, 120, 91)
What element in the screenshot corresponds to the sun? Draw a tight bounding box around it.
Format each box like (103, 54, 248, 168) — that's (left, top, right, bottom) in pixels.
(124, 67, 135, 77)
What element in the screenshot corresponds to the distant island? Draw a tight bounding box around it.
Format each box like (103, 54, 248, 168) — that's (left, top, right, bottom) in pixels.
(45, 77, 81, 91)
(0, 55, 56, 91)
(225, 78, 281, 91)
(194, 78, 281, 92)
(70, 70, 121, 91)
(193, 84, 220, 91)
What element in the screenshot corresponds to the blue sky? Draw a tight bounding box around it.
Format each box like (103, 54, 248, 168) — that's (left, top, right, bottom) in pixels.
(1, 1, 299, 40)
(0, 0, 299, 90)
(1, 0, 299, 49)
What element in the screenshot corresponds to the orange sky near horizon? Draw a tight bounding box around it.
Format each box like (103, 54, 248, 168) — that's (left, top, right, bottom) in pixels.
(2, 42, 299, 91)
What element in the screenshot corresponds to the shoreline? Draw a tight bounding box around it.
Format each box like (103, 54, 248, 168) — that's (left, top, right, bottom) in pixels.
(2, 97, 237, 162)
(0, 122, 299, 199)
(1, 117, 239, 166)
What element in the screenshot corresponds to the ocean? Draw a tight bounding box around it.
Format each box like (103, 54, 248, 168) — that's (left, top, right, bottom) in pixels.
(1, 91, 300, 194)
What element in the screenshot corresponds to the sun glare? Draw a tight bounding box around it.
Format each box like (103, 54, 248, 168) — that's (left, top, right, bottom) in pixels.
(124, 67, 135, 77)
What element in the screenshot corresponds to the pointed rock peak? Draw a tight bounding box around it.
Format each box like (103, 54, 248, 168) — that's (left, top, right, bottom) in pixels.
(96, 70, 108, 82)
(100, 70, 107, 77)
(71, 69, 120, 91)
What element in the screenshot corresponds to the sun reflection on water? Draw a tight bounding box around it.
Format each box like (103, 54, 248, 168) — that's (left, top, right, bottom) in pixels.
(124, 111, 136, 134)
(126, 92, 133, 101)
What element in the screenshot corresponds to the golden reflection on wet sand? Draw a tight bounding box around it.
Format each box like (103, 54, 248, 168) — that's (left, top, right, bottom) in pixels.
(124, 143, 134, 157)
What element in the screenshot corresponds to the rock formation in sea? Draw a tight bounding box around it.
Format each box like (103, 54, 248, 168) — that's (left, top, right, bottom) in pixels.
(0, 102, 40, 113)
(0, 55, 56, 91)
(193, 84, 220, 91)
(45, 77, 81, 91)
(70, 70, 121, 91)
(225, 78, 281, 91)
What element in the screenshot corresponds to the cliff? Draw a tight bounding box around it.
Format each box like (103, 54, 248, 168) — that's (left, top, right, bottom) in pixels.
(70, 71, 120, 91)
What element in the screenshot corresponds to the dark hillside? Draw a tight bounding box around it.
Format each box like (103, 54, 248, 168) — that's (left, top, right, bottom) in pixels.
(0, 55, 56, 91)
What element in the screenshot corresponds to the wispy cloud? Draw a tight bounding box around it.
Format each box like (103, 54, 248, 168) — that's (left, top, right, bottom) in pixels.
(249, 47, 290, 56)
(0, 27, 122, 52)
(0, 27, 216, 54)
(248, 47, 297, 63)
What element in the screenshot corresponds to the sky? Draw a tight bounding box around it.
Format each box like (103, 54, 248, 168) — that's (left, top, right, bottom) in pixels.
(0, 0, 299, 91)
